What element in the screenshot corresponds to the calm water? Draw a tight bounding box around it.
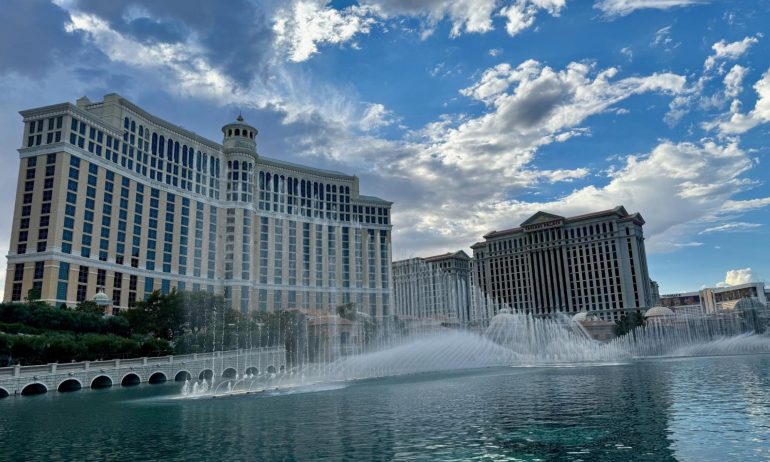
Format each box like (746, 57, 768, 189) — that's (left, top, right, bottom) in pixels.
(1, 354, 769, 461)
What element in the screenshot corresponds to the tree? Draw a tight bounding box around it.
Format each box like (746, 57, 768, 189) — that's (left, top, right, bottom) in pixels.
(75, 300, 104, 315)
(336, 302, 357, 321)
(614, 311, 645, 336)
(25, 288, 41, 303)
(122, 290, 184, 340)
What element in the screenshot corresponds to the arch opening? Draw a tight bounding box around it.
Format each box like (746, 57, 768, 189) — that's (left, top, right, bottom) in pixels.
(121, 373, 141, 386)
(148, 372, 167, 384)
(21, 383, 47, 396)
(57, 379, 82, 393)
(174, 370, 192, 382)
(0, 387, 9, 399)
(244, 366, 259, 376)
(199, 369, 214, 381)
(279, 365, 285, 373)
(222, 367, 237, 379)
(267, 365, 276, 374)
(91, 375, 113, 389)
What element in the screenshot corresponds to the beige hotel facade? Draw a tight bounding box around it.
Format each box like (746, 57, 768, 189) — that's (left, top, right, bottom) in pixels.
(471, 207, 654, 321)
(4, 94, 393, 315)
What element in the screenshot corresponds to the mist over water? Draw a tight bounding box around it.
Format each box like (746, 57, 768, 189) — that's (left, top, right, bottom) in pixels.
(182, 310, 770, 398)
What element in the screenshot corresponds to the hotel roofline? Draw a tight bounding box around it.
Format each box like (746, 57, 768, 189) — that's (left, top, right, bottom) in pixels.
(481, 206, 645, 240)
(19, 94, 391, 203)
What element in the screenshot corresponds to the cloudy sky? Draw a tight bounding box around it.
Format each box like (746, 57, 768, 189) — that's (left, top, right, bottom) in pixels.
(0, 0, 769, 295)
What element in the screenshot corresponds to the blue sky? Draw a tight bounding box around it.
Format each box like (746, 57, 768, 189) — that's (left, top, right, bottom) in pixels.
(0, 0, 769, 295)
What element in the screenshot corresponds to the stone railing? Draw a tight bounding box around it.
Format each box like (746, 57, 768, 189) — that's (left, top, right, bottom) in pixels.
(0, 347, 284, 378)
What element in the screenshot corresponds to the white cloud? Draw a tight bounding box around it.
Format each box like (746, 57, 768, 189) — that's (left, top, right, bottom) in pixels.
(620, 46, 633, 60)
(595, 0, 706, 17)
(723, 64, 748, 99)
(359, 103, 395, 131)
(665, 36, 759, 126)
(704, 35, 760, 71)
(673, 241, 704, 247)
(716, 268, 755, 287)
(363, 0, 498, 38)
(709, 66, 770, 134)
(499, 0, 566, 37)
(65, 13, 235, 100)
(274, 1, 377, 63)
(651, 26, 674, 48)
(699, 222, 761, 234)
(378, 60, 693, 255)
(488, 48, 502, 57)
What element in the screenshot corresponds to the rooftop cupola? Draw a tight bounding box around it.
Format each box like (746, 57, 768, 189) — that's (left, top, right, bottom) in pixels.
(222, 114, 257, 157)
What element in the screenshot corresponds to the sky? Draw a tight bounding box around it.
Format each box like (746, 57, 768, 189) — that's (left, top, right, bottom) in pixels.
(0, 0, 769, 296)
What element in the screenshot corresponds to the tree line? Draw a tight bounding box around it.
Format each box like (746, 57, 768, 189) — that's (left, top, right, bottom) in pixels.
(0, 290, 308, 366)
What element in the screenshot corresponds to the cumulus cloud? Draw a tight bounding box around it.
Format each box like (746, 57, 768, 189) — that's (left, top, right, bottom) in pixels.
(723, 64, 748, 99)
(704, 35, 760, 71)
(708, 66, 770, 134)
(271, 0, 568, 59)
(665, 36, 759, 126)
(716, 268, 755, 287)
(363, 0, 498, 38)
(499, 0, 566, 37)
(378, 60, 694, 255)
(273, 1, 377, 62)
(595, 0, 706, 17)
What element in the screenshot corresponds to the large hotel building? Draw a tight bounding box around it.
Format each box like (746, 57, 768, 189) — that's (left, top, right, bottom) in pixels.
(4, 94, 393, 315)
(471, 207, 654, 321)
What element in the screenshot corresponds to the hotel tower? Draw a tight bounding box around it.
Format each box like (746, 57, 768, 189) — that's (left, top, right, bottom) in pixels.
(4, 94, 392, 315)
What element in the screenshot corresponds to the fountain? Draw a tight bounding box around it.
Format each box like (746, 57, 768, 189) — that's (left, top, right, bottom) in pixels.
(180, 301, 770, 399)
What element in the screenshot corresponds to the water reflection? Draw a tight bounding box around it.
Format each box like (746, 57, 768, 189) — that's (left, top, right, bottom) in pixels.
(0, 355, 768, 461)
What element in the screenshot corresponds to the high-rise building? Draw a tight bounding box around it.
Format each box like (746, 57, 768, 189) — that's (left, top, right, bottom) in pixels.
(4, 94, 392, 315)
(471, 206, 653, 321)
(392, 251, 472, 323)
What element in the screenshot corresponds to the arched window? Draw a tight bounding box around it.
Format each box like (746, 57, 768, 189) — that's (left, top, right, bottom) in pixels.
(167, 139, 173, 160)
(124, 117, 129, 129)
(158, 135, 165, 156)
(235, 129, 240, 136)
(215, 159, 220, 177)
(138, 125, 143, 137)
(228, 129, 232, 136)
(182, 145, 187, 165)
(259, 171, 264, 189)
(203, 153, 208, 173)
(130, 120, 136, 133)
(174, 142, 180, 163)
(273, 174, 279, 193)
(151, 133, 158, 155)
(233, 160, 239, 170)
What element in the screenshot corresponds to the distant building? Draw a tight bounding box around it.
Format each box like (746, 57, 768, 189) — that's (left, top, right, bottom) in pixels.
(392, 251, 472, 323)
(700, 282, 767, 314)
(659, 291, 703, 316)
(471, 206, 654, 321)
(660, 282, 768, 316)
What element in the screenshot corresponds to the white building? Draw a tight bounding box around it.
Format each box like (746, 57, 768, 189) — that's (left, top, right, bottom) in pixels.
(392, 251, 472, 323)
